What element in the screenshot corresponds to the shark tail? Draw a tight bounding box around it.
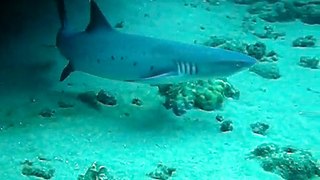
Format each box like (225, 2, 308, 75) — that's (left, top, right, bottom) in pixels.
(55, 0, 73, 48)
(55, 0, 68, 32)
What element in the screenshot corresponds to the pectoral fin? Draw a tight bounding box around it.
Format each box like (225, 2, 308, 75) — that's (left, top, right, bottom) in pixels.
(60, 62, 74, 81)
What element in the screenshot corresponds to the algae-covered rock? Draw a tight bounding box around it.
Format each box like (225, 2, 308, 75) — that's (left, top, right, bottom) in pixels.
(147, 164, 176, 180)
(78, 162, 115, 180)
(250, 62, 281, 79)
(249, 143, 320, 180)
(158, 79, 239, 116)
(298, 56, 320, 69)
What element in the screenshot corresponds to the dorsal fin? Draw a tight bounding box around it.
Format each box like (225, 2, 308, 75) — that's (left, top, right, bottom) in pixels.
(86, 0, 113, 32)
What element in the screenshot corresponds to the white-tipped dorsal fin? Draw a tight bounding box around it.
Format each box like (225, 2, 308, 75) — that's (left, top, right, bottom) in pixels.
(86, 0, 113, 32)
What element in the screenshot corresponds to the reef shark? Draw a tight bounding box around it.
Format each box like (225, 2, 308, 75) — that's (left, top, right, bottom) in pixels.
(56, 0, 256, 84)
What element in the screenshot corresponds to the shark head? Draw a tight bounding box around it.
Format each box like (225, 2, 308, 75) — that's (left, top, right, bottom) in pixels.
(194, 48, 257, 78)
(172, 46, 257, 81)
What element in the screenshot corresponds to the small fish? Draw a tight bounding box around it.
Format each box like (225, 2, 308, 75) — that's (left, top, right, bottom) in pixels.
(55, 0, 257, 84)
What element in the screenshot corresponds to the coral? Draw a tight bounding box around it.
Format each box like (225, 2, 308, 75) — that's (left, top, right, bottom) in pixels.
(249, 143, 320, 180)
(146, 164, 176, 180)
(158, 79, 239, 116)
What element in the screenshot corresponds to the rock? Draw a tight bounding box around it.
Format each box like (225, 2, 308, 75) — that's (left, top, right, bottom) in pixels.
(147, 164, 176, 180)
(131, 98, 143, 106)
(78, 162, 115, 180)
(39, 108, 55, 118)
(250, 122, 270, 135)
(204, 36, 277, 62)
(233, 0, 278, 5)
(215, 114, 224, 122)
(203, 36, 227, 47)
(261, 50, 278, 62)
(294, 0, 320, 24)
(96, 90, 117, 106)
(245, 0, 320, 25)
(203, 36, 246, 53)
(220, 120, 233, 132)
(253, 25, 286, 40)
(114, 21, 124, 29)
(292, 35, 317, 47)
(246, 42, 266, 60)
(260, 1, 297, 22)
(21, 160, 55, 179)
(298, 56, 320, 69)
(250, 62, 281, 79)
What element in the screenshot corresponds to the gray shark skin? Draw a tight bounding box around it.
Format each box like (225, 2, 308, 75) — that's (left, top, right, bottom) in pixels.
(56, 0, 257, 84)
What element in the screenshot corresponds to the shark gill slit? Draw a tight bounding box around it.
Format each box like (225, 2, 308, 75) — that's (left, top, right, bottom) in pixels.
(176, 61, 197, 75)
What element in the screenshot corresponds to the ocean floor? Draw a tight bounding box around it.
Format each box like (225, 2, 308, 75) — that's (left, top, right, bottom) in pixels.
(0, 0, 320, 179)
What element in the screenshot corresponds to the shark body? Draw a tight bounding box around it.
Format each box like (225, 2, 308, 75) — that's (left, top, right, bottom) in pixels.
(56, 0, 256, 84)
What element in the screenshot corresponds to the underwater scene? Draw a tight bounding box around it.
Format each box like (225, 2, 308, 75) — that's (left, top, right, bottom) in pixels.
(0, 0, 320, 179)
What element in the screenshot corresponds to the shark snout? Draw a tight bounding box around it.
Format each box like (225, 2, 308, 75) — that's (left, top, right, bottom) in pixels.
(204, 50, 258, 77)
(235, 54, 257, 69)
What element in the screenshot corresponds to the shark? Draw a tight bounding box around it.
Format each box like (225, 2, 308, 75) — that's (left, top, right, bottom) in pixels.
(55, 0, 257, 84)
